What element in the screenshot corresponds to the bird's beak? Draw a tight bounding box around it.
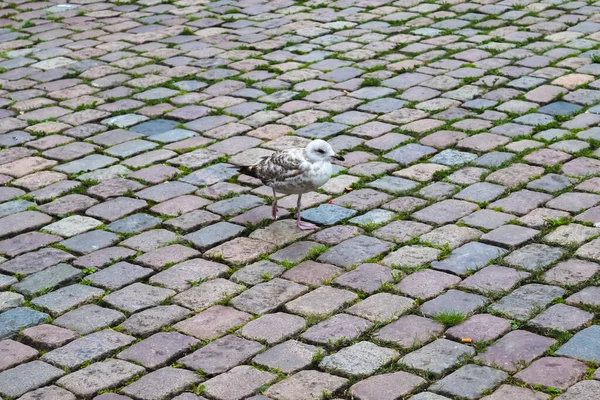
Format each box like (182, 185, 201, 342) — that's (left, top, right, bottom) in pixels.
(333, 154, 345, 161)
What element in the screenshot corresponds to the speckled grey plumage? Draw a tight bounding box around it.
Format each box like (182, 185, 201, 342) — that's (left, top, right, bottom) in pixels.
(240, 148, 332, 195)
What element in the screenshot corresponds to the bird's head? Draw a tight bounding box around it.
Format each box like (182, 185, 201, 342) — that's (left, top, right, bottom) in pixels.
(305, 139, 345, 162)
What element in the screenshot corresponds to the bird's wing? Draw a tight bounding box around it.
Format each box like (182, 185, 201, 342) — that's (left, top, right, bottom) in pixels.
(253, 148, 308, 184)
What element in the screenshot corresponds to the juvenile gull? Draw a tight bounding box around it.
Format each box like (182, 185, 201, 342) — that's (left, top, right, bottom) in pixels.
(239, 139, 344, 230)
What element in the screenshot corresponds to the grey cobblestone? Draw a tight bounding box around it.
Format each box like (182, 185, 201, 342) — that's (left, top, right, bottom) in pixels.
(0, 1, 599, 398)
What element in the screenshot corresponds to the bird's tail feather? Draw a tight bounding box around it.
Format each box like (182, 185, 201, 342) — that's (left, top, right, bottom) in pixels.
(237, 155, 269, 178)
(238, 164, 257, 178)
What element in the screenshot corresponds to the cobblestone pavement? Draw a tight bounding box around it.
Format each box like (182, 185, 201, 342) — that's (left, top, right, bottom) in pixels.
(2, 0, 600, 399)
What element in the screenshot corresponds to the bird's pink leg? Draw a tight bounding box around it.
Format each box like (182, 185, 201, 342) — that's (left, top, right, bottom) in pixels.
(271, 188, 278, 219)
(296, 193, 317, 230)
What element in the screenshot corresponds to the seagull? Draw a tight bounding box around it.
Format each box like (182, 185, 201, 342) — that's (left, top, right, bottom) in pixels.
(239, 139, 344, 230)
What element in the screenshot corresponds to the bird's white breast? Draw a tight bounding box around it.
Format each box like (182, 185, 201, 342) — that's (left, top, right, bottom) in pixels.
(272, 160, 332, 194)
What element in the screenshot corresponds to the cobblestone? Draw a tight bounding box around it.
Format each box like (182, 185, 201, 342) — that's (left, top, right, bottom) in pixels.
(253, 340, 321, 374)
(476, 330, 556, 372)
(179, 335, 264, 375)
(0, 361, 65, 398)
(42, 330, 135, 370)
(56, 359, 144, 398)
(202, 366, 276, 400)
(118, 332, 198, 369)
(515, 357, 588, 391)
(1, 1, 600, 398)
(120, 367, 201, 400)
(429, 365, 508, 400)
(264, 370, 347, 400)
(556, 326, 600, 362)
(320, 341, 398, 377)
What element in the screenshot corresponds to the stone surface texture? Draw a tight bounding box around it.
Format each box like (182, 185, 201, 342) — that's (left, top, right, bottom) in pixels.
(0, 1, 598, 399)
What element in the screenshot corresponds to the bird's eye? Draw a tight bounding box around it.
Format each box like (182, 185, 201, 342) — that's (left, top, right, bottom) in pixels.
(318, 149, 325, 153)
